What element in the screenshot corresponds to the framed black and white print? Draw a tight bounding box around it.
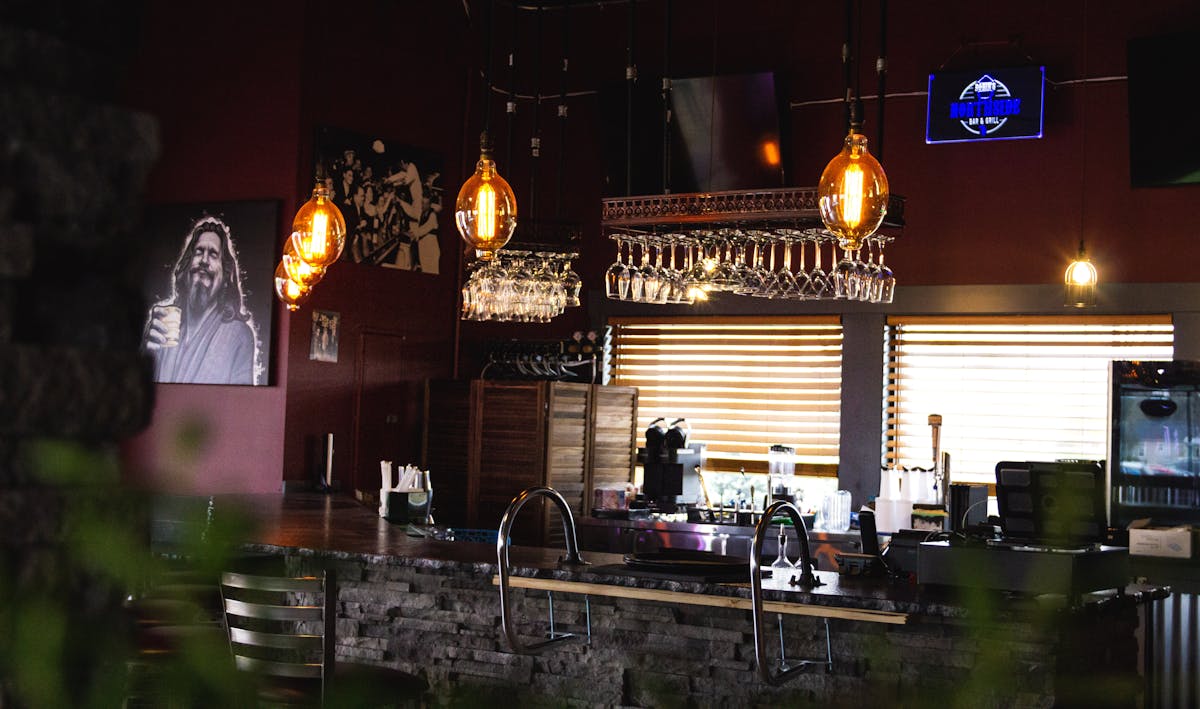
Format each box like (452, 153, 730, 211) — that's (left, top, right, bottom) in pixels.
(309, 310, 340, 363)
(140, 201, 278, 386)
(315, 126, 444, 274)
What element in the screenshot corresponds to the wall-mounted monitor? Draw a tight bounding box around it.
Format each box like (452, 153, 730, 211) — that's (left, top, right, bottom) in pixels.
(1128, 33, 1200, 187)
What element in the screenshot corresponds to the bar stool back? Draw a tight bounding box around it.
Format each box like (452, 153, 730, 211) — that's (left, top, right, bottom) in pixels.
(220, 569, 426, 707)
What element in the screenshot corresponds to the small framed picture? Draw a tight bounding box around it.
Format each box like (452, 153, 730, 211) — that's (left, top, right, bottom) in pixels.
(309, 310, 340, 363)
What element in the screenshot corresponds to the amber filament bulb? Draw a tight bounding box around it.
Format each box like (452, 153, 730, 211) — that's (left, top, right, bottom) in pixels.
(291, 183, 346, 269)
(274, 260, 310, 312)
(282, 233, 326, 287)
(818, 130, 889, 251)
(455, 135, 517, 261)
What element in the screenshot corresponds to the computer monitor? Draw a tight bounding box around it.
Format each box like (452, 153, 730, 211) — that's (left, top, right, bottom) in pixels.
(994, 460, 1107, 548)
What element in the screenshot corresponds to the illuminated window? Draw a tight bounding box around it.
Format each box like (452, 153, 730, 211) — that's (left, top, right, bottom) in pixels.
(886, 316, 1174, 484)
(610, 316, 842, 475)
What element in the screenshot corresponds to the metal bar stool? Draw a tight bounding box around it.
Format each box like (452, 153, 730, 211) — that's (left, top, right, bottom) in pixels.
(220, 568, 426, 707)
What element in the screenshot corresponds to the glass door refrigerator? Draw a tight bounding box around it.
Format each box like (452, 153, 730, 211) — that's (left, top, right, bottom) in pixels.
(1109, 360, 1200, 527)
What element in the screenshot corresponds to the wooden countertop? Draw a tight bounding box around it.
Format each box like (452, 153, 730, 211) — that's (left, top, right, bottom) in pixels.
(173, 493, 1167, 621)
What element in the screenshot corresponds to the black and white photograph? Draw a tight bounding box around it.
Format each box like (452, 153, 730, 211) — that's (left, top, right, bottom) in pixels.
(316, 126, 444, 274)
(309, 310, 340, 363)
(140, 201, 277, 386)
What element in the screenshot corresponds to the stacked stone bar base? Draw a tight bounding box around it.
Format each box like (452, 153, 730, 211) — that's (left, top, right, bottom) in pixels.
(282, 552, 1144, 709)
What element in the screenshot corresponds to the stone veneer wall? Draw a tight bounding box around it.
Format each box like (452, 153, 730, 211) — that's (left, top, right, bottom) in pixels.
(287, 553, 1142, 708)
(0, 2, 158, 703)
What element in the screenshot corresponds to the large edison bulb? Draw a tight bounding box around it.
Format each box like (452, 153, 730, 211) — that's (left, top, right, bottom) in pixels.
(455, 135, 517, 261)
(283, 233, 326, 287)
(291, 183, 346, 269)
(818, 129, 889, 251)
(1065, 243, 1098, 308)
(274, 260, 311, 312)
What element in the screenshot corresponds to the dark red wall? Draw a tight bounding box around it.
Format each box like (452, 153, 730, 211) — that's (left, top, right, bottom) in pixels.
(120, 0, 304, 493)
(121, 0, 1200, 494)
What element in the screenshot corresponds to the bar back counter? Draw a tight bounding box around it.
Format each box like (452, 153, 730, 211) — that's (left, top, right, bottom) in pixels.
(169, 492, 1173, 708)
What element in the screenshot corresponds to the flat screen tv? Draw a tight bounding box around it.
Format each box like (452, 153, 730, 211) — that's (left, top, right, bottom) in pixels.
(1128, 33, 1200, 187)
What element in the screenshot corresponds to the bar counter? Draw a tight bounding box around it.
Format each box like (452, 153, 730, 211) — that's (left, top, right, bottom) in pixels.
(206, 493, 1165, 707)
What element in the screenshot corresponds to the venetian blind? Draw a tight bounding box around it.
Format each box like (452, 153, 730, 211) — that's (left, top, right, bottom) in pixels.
(886, 315, 1174, 484)
(609, 317, 842, 469)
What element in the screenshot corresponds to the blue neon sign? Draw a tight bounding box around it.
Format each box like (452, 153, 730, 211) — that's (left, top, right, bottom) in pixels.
(926, 66, 1045, 144)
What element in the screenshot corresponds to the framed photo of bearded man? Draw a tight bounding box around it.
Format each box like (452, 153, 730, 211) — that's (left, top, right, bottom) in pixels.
(140, 201, 278, 386)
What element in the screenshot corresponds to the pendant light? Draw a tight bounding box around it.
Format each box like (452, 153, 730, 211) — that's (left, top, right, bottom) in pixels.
(274, 260, 310, 312)
(1065, 241, 1097, 308)
(455, 0, 517, 261)
(290, 181, 347, 269)
(818, 0, 889, 251)
(282, 234, 326, 287)
(455, 132, 517, 260)
(1065, 1, 1097, 309)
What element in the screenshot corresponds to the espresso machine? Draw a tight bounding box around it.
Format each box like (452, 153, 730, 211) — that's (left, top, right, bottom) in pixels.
(640, 418, 703, 513)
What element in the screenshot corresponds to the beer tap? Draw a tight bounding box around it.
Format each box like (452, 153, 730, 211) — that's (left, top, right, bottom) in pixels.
(928, 414, 944, 507)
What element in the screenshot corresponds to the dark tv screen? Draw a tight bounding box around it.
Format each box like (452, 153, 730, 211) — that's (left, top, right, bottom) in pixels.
(1128, 33, 1200, 187)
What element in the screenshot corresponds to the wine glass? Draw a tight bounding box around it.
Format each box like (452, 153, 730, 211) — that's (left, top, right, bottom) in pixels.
(877, 241, 896, 304)
(560, 256, 582, 308)
(864, 244, 883, 302)
(765, 234, 795, 299)
(627, 238, 647, 302)
(752, 235, 778, 298)
(770, 527, 795, 577)
(606, 238, 629, 300)
(808, 236, 831, 298)
(733, 231, 764, 296)
(792, 233, 813, 299)
(834, 246, 857, 300)
(650, 236, 671, 304)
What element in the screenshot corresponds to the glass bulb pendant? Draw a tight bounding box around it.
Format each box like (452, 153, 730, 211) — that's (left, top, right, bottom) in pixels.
(455, 132, 517, 261)
(291, 182, 347, 269)
(1065, 241, 1098, 308)
(282, 233, 326, 287)
(818, 129, 889, 251)
(274, 260, 311, 312)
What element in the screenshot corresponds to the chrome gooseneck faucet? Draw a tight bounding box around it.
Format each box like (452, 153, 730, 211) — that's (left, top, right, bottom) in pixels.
(750, 499, 830, 685)
(497, 486, 589, 654)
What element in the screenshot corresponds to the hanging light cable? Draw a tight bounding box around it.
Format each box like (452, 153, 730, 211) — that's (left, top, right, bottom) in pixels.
(555, 0, 571, 218)
(529, 1, 543, 240)
(661, 0, 672, 195)
(1066, 0, 1097, 308)
(456, 0, 517, 261)
(818, 0, 889, 252)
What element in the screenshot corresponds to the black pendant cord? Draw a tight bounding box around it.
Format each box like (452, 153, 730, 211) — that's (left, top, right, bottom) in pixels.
(505, 1, 517, 166)
(842, 0, 854, 131)
(1078, 0, 1089, 256)
(529, 2, 542, 237)
(483, 0, 495, 143)
(661, 0, 672, 194)
(706, 0, 717, 190)
(555, 0, 570, 219)
(853, 0, 864, 130)
(876, 0, 888, 159)
(625, 0, 636, 196)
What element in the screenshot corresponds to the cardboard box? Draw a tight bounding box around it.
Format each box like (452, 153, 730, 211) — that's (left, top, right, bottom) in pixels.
(1128, 520, 1193, 558)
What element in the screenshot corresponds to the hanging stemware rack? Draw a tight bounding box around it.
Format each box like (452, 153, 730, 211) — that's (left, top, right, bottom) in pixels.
(601, 187, 904, 304)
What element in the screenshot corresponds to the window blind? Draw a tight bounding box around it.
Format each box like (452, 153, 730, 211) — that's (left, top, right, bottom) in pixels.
(610, 316, 842, 470)
(886, 315, 1174, 484)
